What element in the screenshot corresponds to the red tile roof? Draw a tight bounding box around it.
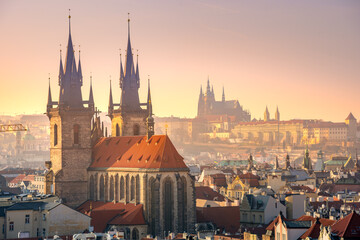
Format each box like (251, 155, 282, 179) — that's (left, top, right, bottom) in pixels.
(331, 211, 360, 238)
(296, 215, 335, 226)
(266, 215, 288, 231)
(90, 135, 187, 170)
(300, 219, 322, 239)
(196, 186, 226, 201)
(196, 206, 240, 234)
(76, 201, 146, 232)
(237, 173, 259, 187)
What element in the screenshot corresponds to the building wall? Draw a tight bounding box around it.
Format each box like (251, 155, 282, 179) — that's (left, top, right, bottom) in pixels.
(285, 195, 306, 219)
(48, 204, 90, 236)
(264, 198, 286, 225)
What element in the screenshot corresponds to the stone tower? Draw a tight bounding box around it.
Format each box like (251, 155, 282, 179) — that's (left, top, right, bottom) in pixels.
(109, 17, 150, 137)
(302, 145, 312, 170)
(345, 112, 357, 140)
(45, 15, 94, 208)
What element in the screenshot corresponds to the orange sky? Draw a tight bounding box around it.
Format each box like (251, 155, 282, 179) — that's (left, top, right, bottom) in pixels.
(0, 0, 359, 122)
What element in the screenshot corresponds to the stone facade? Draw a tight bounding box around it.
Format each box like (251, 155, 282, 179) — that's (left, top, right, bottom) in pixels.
(45, 108, 93, 208)
(110, 110, 148, 137)
(87, 169, 196, 237)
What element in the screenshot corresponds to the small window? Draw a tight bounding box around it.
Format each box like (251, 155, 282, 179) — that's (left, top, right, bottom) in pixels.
(54, 124, 58, 146)
(25, 214, 30, 224)
(43, 228, 46, 236)
(37, 228, 40, 237)
(73, 124, 80, 144)
(9, 222, 14, 231)
(43, 214, 46, 221)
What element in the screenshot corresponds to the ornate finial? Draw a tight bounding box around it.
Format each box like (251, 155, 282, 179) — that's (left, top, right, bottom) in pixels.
(68, 9, 71, 18)
(59, 44, 62, 55)
(128, 12, 130, 22)
(137, 49, 139, 57)
(48, 73, 50, 82)
(90, 72, 92, 84)
(119, 48, 121, 56)
(165, 123, 168, 135)
(79, 45, 81, 54)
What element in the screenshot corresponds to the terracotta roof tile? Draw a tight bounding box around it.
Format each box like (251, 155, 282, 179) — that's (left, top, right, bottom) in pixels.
(196, 186, 226, 201)
(300, 219, 322, 239)
(331, 211, 360, 238)
(296, 215, 335, 226)
(90, 135, 187, 169)
(76, 201, 146, 232)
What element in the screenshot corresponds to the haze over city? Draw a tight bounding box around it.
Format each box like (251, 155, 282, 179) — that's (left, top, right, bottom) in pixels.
(0, 0, 359, 121)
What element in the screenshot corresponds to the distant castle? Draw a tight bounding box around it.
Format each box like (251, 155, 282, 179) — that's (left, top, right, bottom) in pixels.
(197, 78, 251, 121)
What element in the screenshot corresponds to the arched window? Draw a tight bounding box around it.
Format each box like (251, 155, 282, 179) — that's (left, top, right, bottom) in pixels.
(178, 176, 187, 232)
(99, 175, 105, 201)
(164, 177, 173, 232)
(132, 228, 139, 240)
(130, 176, 135, 201)
(120, 176, 125, 200)
(133, 124, 140, 135)
(116, 124, 120, 137)
(115, 174, 119, 202)
(136, 175, 140, 204)
(54, 124, 58, 146)
(89, 175, 95, 200)
(110, 176, 114, 201)
(73, 124, 80, 144)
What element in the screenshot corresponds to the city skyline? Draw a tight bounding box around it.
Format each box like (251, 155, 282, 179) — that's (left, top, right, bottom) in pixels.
(0, 0, 359, 122)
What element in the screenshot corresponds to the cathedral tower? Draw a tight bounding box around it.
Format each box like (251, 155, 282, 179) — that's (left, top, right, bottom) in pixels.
(264, 106, 270, 121)
(45, 14, 94, 207)
(275, 106, 280, 121)
(109, 17, 150, 137)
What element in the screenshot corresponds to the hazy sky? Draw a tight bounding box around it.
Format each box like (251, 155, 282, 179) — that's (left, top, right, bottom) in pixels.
(0, 0, 359, 122)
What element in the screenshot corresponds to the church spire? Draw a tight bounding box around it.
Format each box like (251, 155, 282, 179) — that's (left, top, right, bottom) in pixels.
(119, 50, 124, 88)
(146, 77, 154, 140)
(222, 86, 225, 102)
(58, 48, 64, 86)
(108, 79, 114, 114)
(136, 50, 140, 88)
(275, 106, 280, 121)
(78, 48, 83, 85)
(47, 76, 52, 109)
(120, 14, 141, 111)
(147, 77, 152, 116)
(89, 75, 94, 109)
(206, 77, 210, 93)
(275, 156, 279, 170)
(59, 11, 84, 108)
(264, 106, 270, 121)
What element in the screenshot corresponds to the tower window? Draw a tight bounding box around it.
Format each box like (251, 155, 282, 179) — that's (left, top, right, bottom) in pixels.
(133, 124, 140, 135)
(116, 124, 120, 137)
(73, 124, 80, 144)
(54, 124, 58, 146)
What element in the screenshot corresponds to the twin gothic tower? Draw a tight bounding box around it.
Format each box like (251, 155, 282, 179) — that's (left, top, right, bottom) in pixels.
(45, 15, 153, 206)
